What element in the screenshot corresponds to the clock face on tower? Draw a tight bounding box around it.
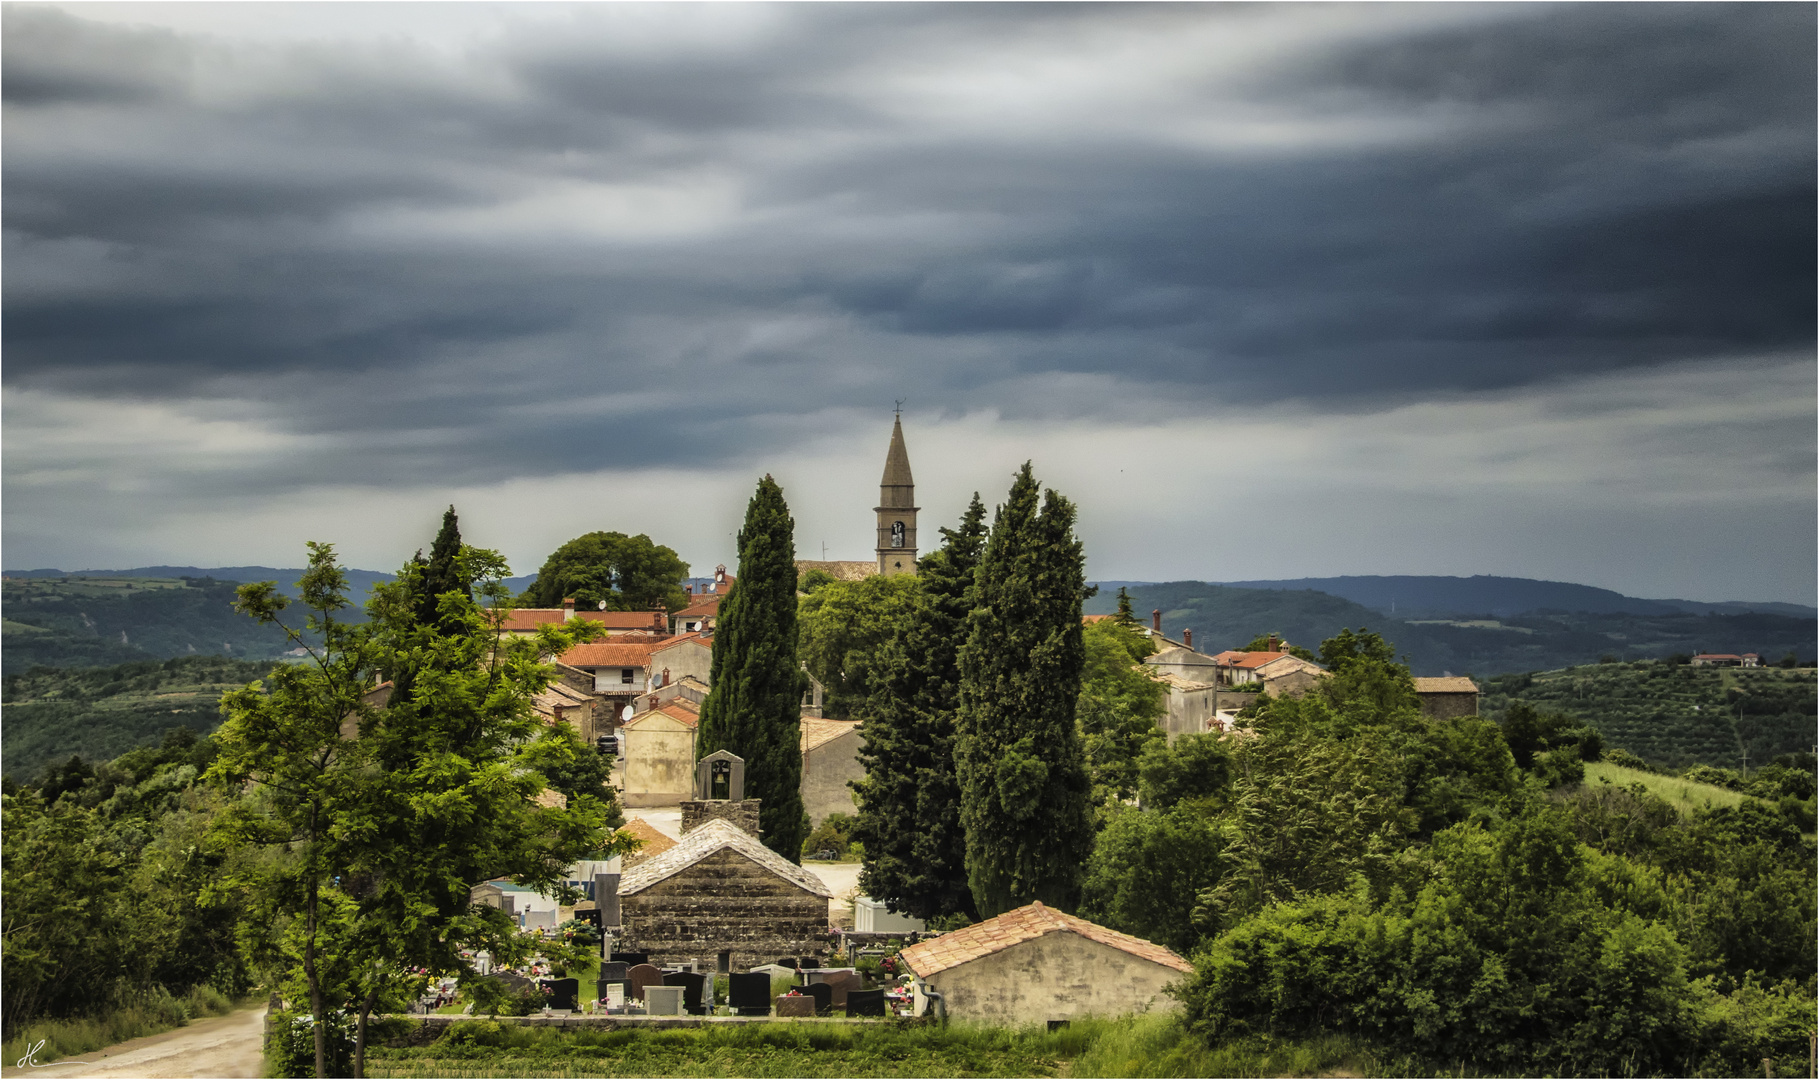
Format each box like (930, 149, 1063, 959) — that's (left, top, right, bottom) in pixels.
(891, 520, 905, 547)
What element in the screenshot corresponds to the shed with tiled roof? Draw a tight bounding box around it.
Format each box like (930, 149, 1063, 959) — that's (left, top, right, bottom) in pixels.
(898, 902, 1190, 1025)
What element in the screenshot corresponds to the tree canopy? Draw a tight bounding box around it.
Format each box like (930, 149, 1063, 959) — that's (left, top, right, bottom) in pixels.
(518, 531, 689, 613)
(695, 476, 809, 860)
(798, 574, 921, 720)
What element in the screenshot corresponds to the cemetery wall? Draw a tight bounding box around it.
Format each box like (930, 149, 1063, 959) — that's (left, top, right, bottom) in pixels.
(919, 931, 1183, 1026)
(618, 847, 825, 969)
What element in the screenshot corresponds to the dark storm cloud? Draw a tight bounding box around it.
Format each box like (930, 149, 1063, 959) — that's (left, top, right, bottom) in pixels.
(3, 2, 1812, 489)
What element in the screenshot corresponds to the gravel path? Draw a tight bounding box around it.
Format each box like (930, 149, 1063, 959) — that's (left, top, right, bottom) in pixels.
(2, 1006, 266, 1080)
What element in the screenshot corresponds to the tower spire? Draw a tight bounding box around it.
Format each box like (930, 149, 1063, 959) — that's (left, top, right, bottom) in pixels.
(875, 413, 918, 575)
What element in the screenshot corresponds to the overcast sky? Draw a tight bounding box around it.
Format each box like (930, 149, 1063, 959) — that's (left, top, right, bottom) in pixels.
(4, 2, 1813, 603)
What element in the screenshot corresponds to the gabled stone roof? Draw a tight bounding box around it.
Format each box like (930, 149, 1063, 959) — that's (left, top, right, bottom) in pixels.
(617, 818, 833, 898)
(800, 717, 860, 753)
(1412, 676, 1479, 694)
(899, 901, 1192, 978)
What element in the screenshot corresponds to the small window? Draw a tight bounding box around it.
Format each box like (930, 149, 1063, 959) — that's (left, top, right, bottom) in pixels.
(621, 667, 634, 684)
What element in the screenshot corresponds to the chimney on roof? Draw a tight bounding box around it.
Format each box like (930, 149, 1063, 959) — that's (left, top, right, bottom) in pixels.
(686, 585, 694, 595)
(660, 668, 670, 688)
(715, 564, 727, 589)
(1268, 634, 1279, 652)
(1153, 609, 1162, 634)
(562, 597, 575, 618)
(1184, 628, 1193, 649)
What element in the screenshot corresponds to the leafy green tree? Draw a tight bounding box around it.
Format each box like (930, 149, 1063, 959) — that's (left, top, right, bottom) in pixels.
(797, 574, 921, 720)
(851, 495, 989, 921)
(1136, 732, 1233, 812)
(696, 476, 810, 861)
(211, 542, 621, 1077)
(1080, 805, 1224, 955)
(1078, 619, 1166, 808)
(797, 568, 837, 595)
(956, 464, 1094, 916)
(518, 531, 689, 612)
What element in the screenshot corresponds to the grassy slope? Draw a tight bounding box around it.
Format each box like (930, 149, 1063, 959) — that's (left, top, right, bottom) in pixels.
(1480, 660, 1816, 770)
(1583, 761, 1752, 814)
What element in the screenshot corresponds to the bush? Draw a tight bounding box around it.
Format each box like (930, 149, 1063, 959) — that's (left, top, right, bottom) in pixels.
(269, 1008, 353, 1079)
(801, 812, 856, 859)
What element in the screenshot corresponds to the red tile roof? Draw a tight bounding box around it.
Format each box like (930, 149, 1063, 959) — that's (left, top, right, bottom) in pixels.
(674, 597, 722, 619)
(1081, 614, 1116, 624)
(624, 701, 700, 729)
(560, 641, 662, 668)
(899, 902, 1192, 978)
(498, 608, 668, 632)
(1211, 650, 1290, 670)
(652, 633, 711, 654)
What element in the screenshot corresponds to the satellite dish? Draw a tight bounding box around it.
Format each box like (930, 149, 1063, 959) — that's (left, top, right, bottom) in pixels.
(620, 705, 633, 721)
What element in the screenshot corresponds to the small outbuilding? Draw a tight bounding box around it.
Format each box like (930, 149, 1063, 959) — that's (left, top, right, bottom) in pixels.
(898, 902, 1191, 1025)
(799, 717, 864, 824)
(618, 702, 699, 807)
(1412, 676, 1480, 719)
(616, 818, 832, 970)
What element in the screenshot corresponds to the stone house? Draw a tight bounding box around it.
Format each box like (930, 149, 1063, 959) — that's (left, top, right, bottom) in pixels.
(498, 599, 669, 639)
(618, 702, 700, 807)
(649, 634, 713, 689)
(1250, 654, 1329, 697)
(1412, 676, 1480, 719)
(1690, 653, 1762, 668)
(559, 639, 666, 708)
(899, 902, 1191, 1025)
(615, 818, 832, 970)
(1144, 645, 1223, 684)
(799, 717, 863, 824)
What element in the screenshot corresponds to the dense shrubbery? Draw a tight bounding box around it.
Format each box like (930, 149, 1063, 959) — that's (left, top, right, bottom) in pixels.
(1076, 628, 1816, 1076)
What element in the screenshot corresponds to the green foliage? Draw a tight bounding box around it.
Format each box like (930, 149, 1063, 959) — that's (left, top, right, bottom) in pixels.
(1480, 660, 1816, 770)
(272, 1008, 355, 1078)
(852, 495, 987, 922)
(796, 568, 837, 595)
(696, 476, 810, 861)
(517, 531, 689, 613)
(1079, 620, 1168, 808)
(1080, 806, 1223, 955)
(802, 812, 857, 859)
(956, 464, 1094, 916)
(797, 574, 920, 719)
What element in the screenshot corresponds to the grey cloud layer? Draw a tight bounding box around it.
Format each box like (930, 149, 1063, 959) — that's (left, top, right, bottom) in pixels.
(4, 3, 1813, 489)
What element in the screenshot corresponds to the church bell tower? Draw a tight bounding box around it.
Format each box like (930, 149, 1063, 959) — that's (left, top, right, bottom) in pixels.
(875, 413, 918, 576)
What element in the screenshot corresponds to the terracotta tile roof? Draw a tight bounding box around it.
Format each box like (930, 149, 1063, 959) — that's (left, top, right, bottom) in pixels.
(617, 818, 679, 867)
(675, 598, 722, 618)
(560, 641, 662, 668)
(618, 818, 832, 898)
(498, 608, 668, 632)
(899, 902, 1192, 978)
(1080, 614, 1116, 624)
(652, 633, 711, 654)
(623, 702, 699, 729)
(1224, 650, 1289, 669)
(800, 717, 860, 754)
(1412, 676, 1479, 694)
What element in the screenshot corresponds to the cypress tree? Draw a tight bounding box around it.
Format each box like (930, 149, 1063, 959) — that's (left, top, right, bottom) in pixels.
(956, 463, 1093, 916)
(851, 494, 989, 921)
(390, 506, 472, 713)
(696, 475, 810, 861)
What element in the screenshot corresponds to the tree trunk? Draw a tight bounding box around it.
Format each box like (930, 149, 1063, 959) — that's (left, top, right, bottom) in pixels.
(353, 986, 377, 1079)
(305, 809, 326, 1080)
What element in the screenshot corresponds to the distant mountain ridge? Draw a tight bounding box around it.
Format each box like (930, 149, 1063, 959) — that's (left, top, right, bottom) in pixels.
(1200, 575, 1813, 620)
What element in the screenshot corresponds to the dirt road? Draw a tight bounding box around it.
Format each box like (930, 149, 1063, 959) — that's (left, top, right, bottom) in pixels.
(2, 1006, 266, 1080)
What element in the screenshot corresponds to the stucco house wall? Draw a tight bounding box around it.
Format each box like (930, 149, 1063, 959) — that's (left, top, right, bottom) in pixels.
(917, 931, 1184, 1025)
(801, 725, 864, 823)
(620, 710, 696, 807)
(651, 638, 713, 688)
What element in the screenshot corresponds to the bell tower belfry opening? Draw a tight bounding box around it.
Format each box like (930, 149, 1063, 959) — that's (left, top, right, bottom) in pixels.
(875, 408, 918, 576)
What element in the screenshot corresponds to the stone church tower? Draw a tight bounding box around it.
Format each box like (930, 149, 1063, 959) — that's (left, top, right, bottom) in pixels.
(875, 414, 918, 576)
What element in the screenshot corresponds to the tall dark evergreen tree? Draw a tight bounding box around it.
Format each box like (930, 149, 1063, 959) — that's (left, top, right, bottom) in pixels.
(956, 463, 1094, 916)
(389, 506, 472, 712)
(851, 494, 989, 921)
(696, 476, 809, 861)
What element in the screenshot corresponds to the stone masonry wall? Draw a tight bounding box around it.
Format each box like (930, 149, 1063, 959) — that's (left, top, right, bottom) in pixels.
(618, 848, 827, 970)
(924, 931, 1183, 1025)
(680, 799, 762, 838)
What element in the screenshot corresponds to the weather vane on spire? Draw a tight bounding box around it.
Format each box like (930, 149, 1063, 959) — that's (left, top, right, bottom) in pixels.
(894, 398, 904, 416)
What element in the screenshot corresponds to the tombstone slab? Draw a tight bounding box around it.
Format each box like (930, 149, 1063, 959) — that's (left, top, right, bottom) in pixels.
(774, 994, 814, 1018)
(728, 972, 772, 1016)
(802, 982, 833, 1015)
(544, 978, 580, 1012)
(628, 964, 664, 1002)
(811, 969, 862, 1008)
(664, 970, 708, 1016)
(747, 964, 795, 981)
(845, 988, 887, 1017)
(644, 985, 685, 1016)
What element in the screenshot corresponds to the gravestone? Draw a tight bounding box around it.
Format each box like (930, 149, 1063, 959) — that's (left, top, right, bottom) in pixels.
(599, 961, 630, 984)
(811, 969, 861, 1008)
(604, 983, 625, 1012)
(593, 873, 621, 927)
(748, 964, 795, 981)
(644, 985, 685, 1016)
(611, 952, 649, 966)
(775, 994, 814, 1018)
(845, 988, 887, 1017)
(664, 970, 708, 1015)
(802, 982, 833, 1015)
(728, 972, 772, 1016)
(544, 978, 579, 1011)
(776, 957, 799, 969)
(628, 964, 664, 1002)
